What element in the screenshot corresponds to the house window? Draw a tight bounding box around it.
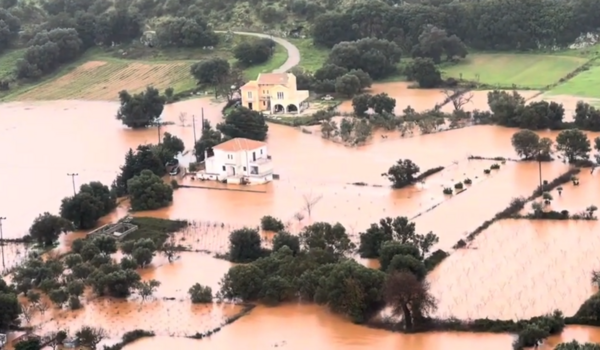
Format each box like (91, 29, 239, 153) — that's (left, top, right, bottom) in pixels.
(243, 166, 247, 171)
(263, 101, 265, 106)
(277, 92, 284, 99)
(260, 149, 263, 154)
(222, 166, 226, 171)
(251, 166, 259, 175)
(247, 91, 252, 99)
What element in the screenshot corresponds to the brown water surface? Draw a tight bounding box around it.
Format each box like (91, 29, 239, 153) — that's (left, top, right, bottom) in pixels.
(124, 304, 516, 350)
(2, 96, 600, 348)
(337, 82, 447, 114)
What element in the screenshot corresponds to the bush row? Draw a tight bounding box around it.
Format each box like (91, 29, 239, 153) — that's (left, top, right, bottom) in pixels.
(102, 330, 155, 350)
(188, 304, 256, 339)
(415, 166, 445, 182)
(452, 168, 581, 249)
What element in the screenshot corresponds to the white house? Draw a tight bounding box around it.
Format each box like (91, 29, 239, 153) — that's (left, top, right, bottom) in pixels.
(198, 138, 274, 184)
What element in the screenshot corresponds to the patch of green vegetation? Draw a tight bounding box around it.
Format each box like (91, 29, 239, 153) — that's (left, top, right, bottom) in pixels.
(0, 34, 288, 101)
(123, 217, 188, 246)
(548, 61, 600, 99)
(243, 43, 288, 79)
(288, 38, 329, 72)
(441, 53, 588, 89)
(0, 49, 25, 80)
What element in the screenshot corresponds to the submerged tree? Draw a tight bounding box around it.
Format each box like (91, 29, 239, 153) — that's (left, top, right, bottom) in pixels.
(75, 326, 106, 350)
(188, 283, 213, 303)
(28, 212, 73, 247)
(134, 279, 161, 301)
(384, 271, 437, 330)
(382, 159, 420, 189)
(556, 129, 591, 163)
(116, 86, 166, 128)
(127, 169, 173, 211)
(228, 227, 263, 263)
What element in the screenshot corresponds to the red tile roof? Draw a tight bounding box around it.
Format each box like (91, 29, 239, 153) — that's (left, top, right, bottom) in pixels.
(213, 138, 266, 152)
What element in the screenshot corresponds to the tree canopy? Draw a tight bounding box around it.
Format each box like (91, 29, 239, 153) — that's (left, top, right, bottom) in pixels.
(60, 181, 116, 229)
(28, 212, 73, 247)
(127, 169, 173, 211)
(217, 107, 269, 141)
(555, 129, 592, 163)
(0, 278, 21, 331)
(382, 159, 420, 189)
(116, 86, 166, 129)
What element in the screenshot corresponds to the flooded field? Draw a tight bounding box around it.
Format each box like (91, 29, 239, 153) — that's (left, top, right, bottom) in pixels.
(430, 219, 599, 320)
(120, 306, 600, 350)
(1, 88, 600, 349)
(26, 297, 241, 338)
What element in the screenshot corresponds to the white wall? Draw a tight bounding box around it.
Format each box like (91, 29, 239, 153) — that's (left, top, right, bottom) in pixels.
(206, 146, 271, 177)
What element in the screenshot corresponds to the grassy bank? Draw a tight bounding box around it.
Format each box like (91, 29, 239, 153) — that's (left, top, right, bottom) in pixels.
(0, 49, 25, 80)
(0, 34, 288, 102)
(548, 60, 600, 98)
(122, 217, 188, 246)
(287, 38, 328, 72)
(441, 53, 588, 89)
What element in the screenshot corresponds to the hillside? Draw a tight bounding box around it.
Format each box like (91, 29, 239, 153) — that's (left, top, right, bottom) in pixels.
(1, 0, 600, 101)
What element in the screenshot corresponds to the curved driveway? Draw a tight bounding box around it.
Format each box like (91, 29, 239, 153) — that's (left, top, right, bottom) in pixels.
(216, 31, 301, 73)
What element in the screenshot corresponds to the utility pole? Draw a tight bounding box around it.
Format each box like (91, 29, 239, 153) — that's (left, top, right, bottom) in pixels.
(538, 158, 543, 191)
(67, 173, 78, 196)
(0, 217, 6, 269)
(192, 115, 197, 144)
(157, 121, 162, 144)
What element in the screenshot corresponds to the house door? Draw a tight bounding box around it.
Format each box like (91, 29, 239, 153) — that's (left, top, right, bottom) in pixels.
(248, 102, 253, 110)
(232, 166, 235, 175)
(253, 152, 256, 161)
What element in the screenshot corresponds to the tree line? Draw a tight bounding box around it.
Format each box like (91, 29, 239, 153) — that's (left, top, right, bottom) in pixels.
(216, 215, 446, 326)
(0, 0, 220, 88)
(312, 0, 599, 51)
(512, 129, 600, 165)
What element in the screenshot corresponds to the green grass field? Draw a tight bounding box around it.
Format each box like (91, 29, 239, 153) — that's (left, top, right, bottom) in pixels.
(0, 34, 288, 101)
(548, 61, 600, 98)
(287, 38, 329, 72)
(0, 49, 25, 80)
(441, 53, 589, 89)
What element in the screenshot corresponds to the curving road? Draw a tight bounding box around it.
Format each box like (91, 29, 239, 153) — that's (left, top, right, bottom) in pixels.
(215, 31, 301, 73)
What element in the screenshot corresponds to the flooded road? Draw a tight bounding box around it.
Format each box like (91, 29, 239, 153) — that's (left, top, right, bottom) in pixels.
(1, 87, 600, 349)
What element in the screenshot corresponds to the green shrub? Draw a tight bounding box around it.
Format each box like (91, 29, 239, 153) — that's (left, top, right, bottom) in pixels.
(260, 215, 285, 231)
(189, 283, 213, 303)
(454, 182, 463, 190)
(443, 187, 453, 195)
(464, 178, 472, 185)
(484, 169, 491, 174)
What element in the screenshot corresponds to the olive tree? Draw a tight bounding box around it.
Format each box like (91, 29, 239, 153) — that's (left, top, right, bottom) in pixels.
(556, 129, 591, 163)
(382, 159, 420, 188)
(127, 170, 174, 211)
(188, 283, 213, 303)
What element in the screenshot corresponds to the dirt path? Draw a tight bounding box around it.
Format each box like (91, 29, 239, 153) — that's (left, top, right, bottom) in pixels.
(217, 31, 300, 73)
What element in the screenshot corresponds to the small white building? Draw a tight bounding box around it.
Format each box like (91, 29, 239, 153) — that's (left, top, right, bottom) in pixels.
(198, 138, 274, 184)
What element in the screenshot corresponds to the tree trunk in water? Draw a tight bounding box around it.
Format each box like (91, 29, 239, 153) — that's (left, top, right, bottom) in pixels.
(402, 303, 413, 330)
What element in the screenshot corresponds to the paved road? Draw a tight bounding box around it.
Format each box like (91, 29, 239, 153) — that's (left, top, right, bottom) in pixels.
(216, 31, 301, 73)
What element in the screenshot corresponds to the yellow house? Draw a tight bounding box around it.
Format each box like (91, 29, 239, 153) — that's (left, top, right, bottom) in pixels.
(240, 73, 310, 114)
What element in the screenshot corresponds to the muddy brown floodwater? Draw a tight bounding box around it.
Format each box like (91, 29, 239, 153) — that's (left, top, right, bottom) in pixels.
(1, 87, 600, 349)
